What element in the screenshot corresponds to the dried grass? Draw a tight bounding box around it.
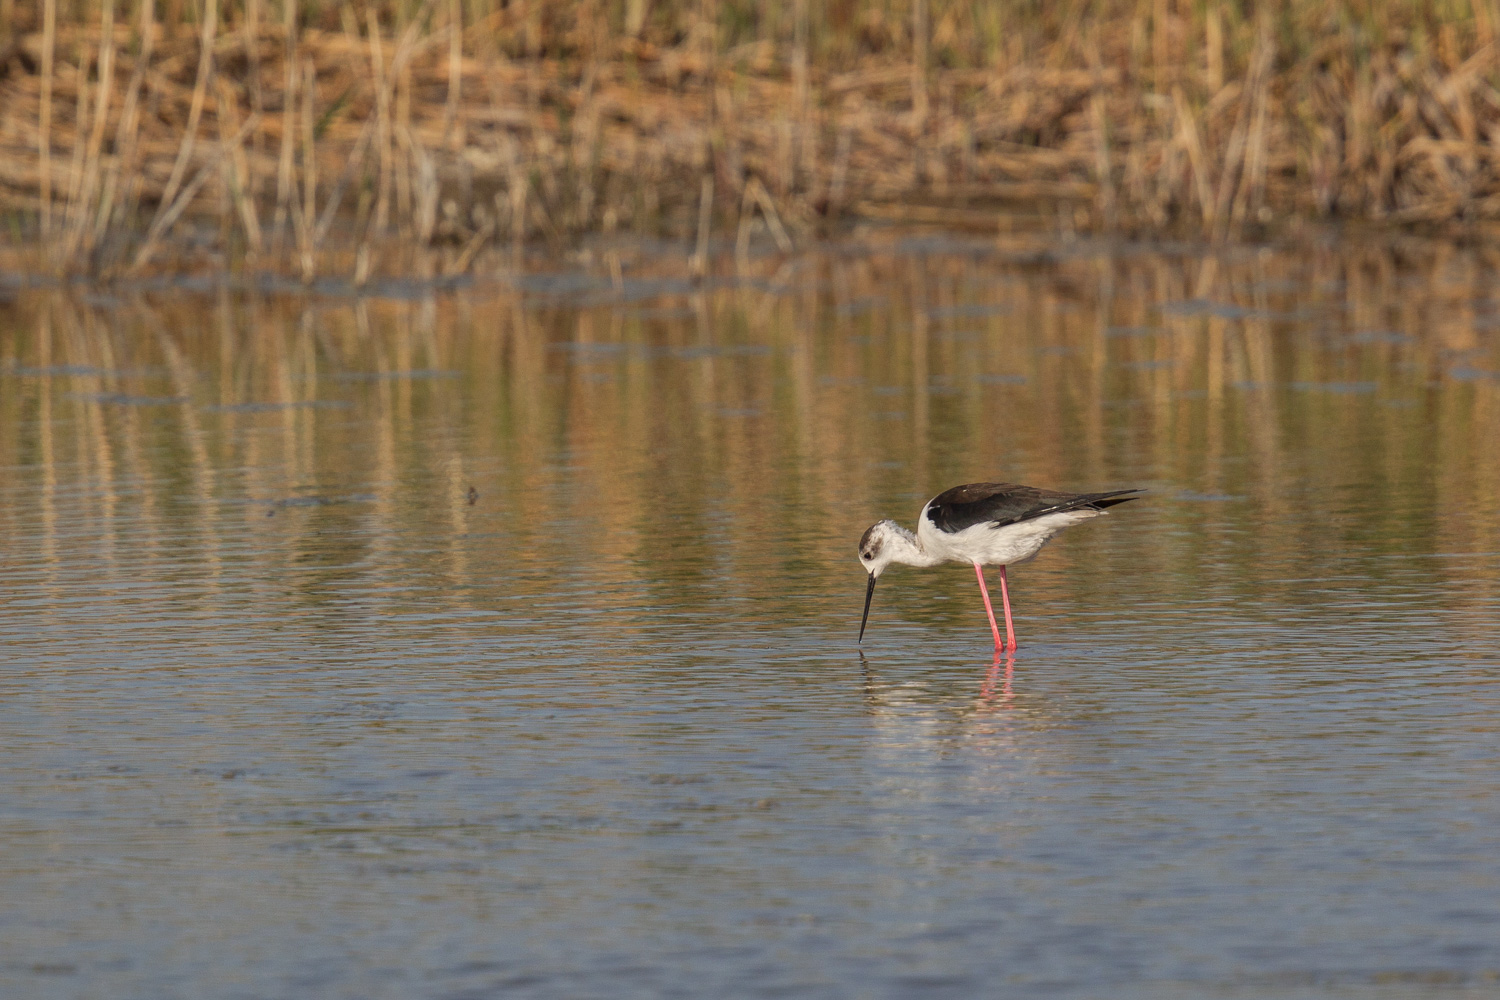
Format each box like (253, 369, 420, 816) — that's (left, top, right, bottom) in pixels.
(6, 1, 1500, 279)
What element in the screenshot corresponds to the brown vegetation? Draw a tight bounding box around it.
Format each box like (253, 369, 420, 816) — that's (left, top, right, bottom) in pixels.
(6, 1, 1500, 280)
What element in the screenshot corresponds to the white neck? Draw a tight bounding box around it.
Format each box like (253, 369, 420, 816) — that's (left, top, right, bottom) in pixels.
(885, 523, 943, 568)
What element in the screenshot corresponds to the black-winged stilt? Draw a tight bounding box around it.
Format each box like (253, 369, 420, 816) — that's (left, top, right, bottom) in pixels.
(857, 482, 1142, 650)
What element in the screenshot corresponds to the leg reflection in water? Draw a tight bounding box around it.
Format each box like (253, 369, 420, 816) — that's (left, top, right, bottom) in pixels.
(978, 648, 1015, 711)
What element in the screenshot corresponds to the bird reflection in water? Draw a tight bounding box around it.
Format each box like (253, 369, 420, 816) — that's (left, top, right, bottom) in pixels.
(856, 649, 1017, 716)
(976, 649, 1016, 713)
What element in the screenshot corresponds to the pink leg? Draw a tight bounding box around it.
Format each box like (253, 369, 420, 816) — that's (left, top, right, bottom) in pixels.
(997, 565, 1016, 652)
(973, 562, 1005, 650)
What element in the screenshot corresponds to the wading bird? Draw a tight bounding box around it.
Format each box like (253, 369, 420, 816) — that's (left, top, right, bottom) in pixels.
(857, 482, 1141, 651)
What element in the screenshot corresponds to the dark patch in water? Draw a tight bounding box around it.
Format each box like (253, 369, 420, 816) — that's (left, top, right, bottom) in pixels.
(1349, 329, 1414, 345)
(1289, 380, 1378, 394)
(66, 392, 187, 406)
(333, 369, 459, 381)
(926, 303, 1011, 319)
(1449, 365, 1500, 381)
(254, 493, 381, 514)
(1162, 299, 1314, 321)
(1176, 490, 1242, 501)
(201, 400, 351, 412)
(3, 364, 111, 377)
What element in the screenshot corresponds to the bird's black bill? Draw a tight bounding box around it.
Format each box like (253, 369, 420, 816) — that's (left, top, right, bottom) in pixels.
(858, 572, 877, 643)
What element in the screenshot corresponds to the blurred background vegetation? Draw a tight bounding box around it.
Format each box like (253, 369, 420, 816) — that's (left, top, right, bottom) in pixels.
(4, 1, 1500, 279)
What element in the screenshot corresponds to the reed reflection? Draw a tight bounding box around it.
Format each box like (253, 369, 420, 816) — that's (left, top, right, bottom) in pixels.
(1, 237, 1498, 638)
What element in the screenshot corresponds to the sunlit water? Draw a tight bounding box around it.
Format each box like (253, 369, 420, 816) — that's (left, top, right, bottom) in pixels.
(3, 238, 1500, 998)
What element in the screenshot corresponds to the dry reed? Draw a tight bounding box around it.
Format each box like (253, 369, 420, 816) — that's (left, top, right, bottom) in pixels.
(6, 1, 1500, 280)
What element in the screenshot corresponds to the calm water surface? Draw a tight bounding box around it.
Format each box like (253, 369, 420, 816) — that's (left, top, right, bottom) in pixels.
(2, 239, 1500, 998)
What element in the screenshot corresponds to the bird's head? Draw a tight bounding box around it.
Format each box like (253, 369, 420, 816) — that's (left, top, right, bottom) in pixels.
(856, 520, 904, 643)
(857, 519, 903, 580)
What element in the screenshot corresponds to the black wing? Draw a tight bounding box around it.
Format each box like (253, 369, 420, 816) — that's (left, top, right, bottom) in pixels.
(924, 482, 1142, 534)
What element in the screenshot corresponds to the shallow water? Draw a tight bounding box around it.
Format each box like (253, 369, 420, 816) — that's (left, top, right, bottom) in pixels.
(3, 238, 1500, 999)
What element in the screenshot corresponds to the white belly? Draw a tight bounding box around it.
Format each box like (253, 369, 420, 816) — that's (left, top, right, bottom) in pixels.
(917, 507, 1105, 567)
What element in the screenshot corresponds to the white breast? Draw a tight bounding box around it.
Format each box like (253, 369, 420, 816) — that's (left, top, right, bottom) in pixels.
(917, 505, 1105, 567)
